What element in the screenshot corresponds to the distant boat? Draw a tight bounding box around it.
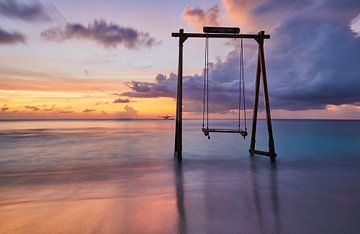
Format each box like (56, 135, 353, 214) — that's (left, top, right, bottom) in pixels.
(161, 115, 174, 120)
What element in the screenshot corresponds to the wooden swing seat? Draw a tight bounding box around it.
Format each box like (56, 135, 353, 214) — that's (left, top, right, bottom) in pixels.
(202, 127, 248, 137)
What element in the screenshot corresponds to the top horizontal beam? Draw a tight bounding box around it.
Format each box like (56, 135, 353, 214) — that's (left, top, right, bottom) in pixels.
(171, 32, 270, 40)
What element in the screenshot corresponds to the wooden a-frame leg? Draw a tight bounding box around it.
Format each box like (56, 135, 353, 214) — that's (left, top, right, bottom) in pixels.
(174, 29, 185, 161)
(249, 46, 261, 155)
(249, 31, 277, 161)
(259, 32, 277, 160)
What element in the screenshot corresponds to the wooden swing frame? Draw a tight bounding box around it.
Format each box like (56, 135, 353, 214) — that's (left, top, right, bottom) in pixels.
(172, 28, 277, 161)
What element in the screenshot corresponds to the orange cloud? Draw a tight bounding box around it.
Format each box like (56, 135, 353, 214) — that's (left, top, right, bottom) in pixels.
(221, 0, 260, 32)
(83, 108, 96, 113)
(116, 105, 138, 118)
(182, 5, 220, 31)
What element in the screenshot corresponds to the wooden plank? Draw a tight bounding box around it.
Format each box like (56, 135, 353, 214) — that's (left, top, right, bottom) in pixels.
(202, 128, 248, 136)
(203, 26, 240, 34)
(202, 128, 247, 133)
(249, 149, 277, 161)
(249, 149, 271, 156)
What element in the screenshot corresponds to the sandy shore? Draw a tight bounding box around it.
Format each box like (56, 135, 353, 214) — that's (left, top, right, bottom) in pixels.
(1, 159, 360, 234)
(1, 120, 360, 233)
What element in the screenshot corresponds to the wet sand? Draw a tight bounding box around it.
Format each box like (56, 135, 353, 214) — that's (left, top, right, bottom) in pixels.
(1, 159, 360, 234)
(1, 120, 360, 233)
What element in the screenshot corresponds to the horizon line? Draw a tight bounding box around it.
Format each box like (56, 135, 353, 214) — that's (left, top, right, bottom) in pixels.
(0, 118, 360, 121)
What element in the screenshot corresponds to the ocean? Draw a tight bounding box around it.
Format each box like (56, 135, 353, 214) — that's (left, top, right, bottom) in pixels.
(0, 119, 360, 233)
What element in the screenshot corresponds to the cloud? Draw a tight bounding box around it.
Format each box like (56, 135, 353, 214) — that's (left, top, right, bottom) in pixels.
(113, 98, 130, 103)
(94, 101, 109, 106)
(221, 0, 259, 32)
(83, 108, 96, 113)
(24, 105, 73, 113)
(41, 19, 159, 49)
(122, 1, 360, 113)
(122, 73, 177, 98)
(256, 0, 360, 110)
(222, 0, 360, 33)
(350, 13, 360, 36)
(1, 106, 9, 112)
(182, 5, 220, 30)
(0, 0, 53, 22)
(116, 105, 137, 118)
(25, 105, 40, 111)
(121, 52, 252, 113)
(42, 105, 57, 112)
(57, 110, 73, 114)
(0, 28, 25, 45)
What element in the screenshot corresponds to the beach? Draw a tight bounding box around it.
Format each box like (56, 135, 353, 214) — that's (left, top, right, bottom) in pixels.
(1, 120, 360, 233)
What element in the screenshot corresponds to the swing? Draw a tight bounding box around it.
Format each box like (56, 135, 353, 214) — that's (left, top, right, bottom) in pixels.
(172, 28, 276, 161)
(202, 36, 248, 139)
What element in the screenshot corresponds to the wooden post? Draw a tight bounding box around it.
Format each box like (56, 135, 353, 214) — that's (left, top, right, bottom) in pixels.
(174, 29, 185, 161)
(249, 44, 262, 153)
(249, 31, 277, 160)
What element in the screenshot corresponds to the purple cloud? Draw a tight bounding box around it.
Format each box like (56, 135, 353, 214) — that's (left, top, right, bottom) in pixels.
(25, 105, 40, 111)
(0, 28, 25, 45)
(0, 0, 52, 22)
(121, 55, 251, 114)
(83, 108, 96, 113)
(122, 73, 178, 98)
(58, 110, 73, 114)
(94, 101, 109, 106)
(113, 98, 130, 103)
(41, 19, 159, 49)
(122, 1, 360, 113)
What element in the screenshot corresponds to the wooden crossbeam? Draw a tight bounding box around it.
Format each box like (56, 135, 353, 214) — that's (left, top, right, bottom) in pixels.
(249, 149, 277, 160)
(171, 32, 270, 41)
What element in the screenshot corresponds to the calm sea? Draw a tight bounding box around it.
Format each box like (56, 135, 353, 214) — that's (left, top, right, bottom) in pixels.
(0, 119, 360, 233)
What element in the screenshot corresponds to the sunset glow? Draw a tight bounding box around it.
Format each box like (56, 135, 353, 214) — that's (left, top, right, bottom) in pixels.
(1, 0, 359, 119)
(1, 1, 360, 234)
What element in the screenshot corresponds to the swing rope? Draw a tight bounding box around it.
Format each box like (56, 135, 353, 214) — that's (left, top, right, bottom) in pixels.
(202, 37, 206, 128)
(206, 36, 209, 129)
(202, 35, 209, 129)
(240, 38, 247, 130)
(238, 38, 242, 130)
(238, 39, 247, 130)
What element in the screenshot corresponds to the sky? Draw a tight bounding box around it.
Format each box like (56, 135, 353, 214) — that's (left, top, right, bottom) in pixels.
(0, 0, 359, 119)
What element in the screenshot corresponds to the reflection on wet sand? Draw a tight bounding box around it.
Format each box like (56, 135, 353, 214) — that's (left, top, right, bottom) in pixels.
(250, 159, 281, 234)
(270, 162, 281, 234)
(0, 161, 179, 233)
(174, 161, 187, 234)
(173, 158, 281, 234)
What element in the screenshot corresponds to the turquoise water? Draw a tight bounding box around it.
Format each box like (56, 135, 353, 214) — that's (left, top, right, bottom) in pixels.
(0, 120, 360, 233)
